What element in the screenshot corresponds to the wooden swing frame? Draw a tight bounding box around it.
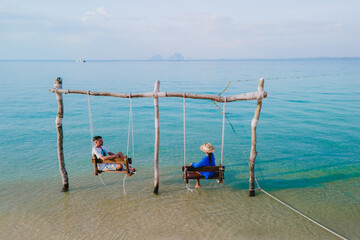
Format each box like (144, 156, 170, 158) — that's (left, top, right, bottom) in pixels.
(50, 77, 266, 196)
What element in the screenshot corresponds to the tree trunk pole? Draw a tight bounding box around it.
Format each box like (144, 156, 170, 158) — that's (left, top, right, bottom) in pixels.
(54, 77, 69, 192)
(249, 78, 265, 197)
(153, 80, 160, 194)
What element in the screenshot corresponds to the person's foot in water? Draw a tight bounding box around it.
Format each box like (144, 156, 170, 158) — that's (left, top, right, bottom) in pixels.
(195, 179, 200, 188)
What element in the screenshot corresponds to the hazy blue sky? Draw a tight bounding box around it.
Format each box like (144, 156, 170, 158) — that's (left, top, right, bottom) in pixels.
(1, 0, 359, 59)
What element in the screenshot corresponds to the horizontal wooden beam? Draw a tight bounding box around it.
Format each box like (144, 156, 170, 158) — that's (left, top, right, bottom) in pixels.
(49, 87, 267, 102)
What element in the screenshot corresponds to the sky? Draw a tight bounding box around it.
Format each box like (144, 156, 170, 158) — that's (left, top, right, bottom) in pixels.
(1, 0, 360, 60)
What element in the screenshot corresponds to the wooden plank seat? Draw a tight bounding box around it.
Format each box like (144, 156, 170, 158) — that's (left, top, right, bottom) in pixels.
(92, 154, 133, 177)
(182, 165, 225, 184)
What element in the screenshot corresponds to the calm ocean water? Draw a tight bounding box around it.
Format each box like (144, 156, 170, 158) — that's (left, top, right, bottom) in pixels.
(0, 59, 359, 239)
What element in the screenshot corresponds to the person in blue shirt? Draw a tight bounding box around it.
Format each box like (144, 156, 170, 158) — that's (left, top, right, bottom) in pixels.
(190, 143, 216, 188)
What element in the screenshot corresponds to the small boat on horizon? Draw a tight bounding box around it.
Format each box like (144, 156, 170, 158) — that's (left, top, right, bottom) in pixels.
(75, 59, 86, 63)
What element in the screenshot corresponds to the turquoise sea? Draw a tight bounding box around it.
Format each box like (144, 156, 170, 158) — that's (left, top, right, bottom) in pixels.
(0, 59, 359, 239)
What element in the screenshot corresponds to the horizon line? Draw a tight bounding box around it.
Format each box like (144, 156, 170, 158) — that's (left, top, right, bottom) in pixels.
(0, 57, 359, 62)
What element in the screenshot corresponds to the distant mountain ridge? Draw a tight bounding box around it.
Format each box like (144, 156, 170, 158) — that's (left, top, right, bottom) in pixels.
(148, 53, 185, 60)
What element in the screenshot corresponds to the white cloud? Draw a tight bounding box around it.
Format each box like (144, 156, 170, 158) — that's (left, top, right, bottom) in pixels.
(80, 6, 111, 23)
(1, 3, 357, 59)
(326, 22, 344, 30)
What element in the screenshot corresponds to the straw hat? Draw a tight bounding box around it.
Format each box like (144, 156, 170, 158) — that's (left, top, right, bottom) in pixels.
(200, 143, 215, 153)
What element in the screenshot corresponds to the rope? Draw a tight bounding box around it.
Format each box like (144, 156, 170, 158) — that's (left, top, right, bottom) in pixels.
(87, 92, 134, 194)
(220, 97, 226, 165)
(212, 80, 231, 109)
(88, 92, 106, 187)
(124, 95, 136, 195)
(225, 114, 248, 162)
(183, 93, 186, 167)
(210, 80, 347, 239)
(211, 80, 346, 239)
(235, 73, 350, 83)
(126, 94, 135, 160)
(186, 183, 193, 192)
(218, 81, 231, 96)
(88, 92, 107, 186)
(221, 107, 347, 240)
(131, 97, 135, 162)
(260, 188, 347, 240)
(122, 174, 127, 195)
(127, 96, 131, 157)
(183, 94, 193, 192)
(87, 91, 94, 148)
(98, 174, 106, 186)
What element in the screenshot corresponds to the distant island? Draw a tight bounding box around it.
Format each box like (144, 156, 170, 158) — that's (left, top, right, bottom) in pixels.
(148, 53, 187, 61)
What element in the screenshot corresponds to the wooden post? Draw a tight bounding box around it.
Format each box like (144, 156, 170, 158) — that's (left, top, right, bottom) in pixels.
(153, 80, 160, 194)
(54, 77, 69, 192)
(249, 78, 265, 197)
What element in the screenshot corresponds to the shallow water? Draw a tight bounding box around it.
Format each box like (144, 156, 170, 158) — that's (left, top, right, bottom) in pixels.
(0, 59, 359, 239)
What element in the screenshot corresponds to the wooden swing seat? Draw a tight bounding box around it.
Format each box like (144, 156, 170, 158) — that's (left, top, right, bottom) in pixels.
(182, 165, 225, 184)
(92, 154, 133, 177)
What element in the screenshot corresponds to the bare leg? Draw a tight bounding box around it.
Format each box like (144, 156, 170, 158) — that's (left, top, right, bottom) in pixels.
(118, 153, 135, 171)
(116, 164, 123, 170)
(115, 152, 124, 158)
(195, 179, 201, 188)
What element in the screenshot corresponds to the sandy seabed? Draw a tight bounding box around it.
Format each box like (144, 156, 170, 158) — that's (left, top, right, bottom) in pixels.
(1, 168, 358, 240)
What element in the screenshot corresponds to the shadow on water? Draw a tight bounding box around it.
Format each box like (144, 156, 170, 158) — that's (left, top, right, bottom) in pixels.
(238, 172, 360, 192)
(258, 162, 357, 177)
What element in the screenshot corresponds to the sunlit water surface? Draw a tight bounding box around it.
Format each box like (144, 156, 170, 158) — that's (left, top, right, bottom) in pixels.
(0, 59, 359, 239)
